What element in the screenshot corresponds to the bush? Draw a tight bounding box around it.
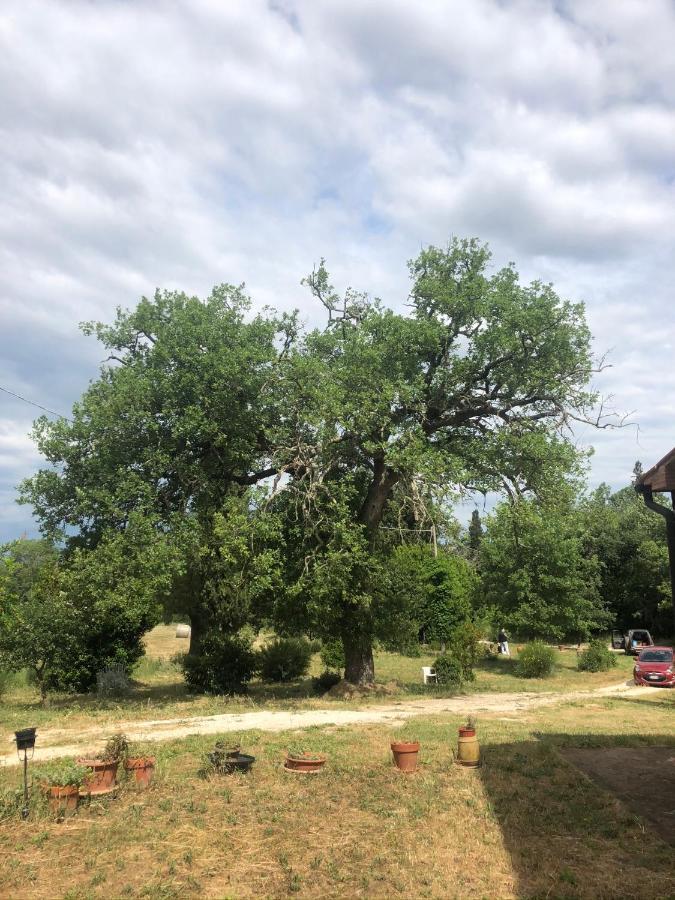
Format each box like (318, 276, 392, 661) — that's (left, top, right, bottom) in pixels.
(320, 638, 345, 671)
(182, 633, 256, 694)
(308, 638, 322, 654)
(257, 638, 313, 682)
(447, 621, 482, 681)
(312, 670, 342, 694)
(433, 654, 464, 687)
(578, 639, 618, 673)
(96, 664, 131, 698)
(515, 641, 556, 678)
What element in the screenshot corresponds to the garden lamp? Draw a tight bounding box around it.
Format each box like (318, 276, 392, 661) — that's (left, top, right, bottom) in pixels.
(14, 728, 37, 819)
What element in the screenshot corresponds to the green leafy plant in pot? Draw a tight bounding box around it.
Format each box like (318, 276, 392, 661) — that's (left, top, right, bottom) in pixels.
(77, 733, 128, 794)
(36, 761, 87, 817)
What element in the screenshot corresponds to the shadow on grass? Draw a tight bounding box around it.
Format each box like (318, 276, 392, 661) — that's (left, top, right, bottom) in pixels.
(477, 731, 675, 896)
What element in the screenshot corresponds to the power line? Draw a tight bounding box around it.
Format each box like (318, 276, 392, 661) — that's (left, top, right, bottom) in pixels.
(0, 384, 72, 421)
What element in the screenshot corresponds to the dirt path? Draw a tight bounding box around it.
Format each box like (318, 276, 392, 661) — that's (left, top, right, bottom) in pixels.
(1, 680, 651, 767)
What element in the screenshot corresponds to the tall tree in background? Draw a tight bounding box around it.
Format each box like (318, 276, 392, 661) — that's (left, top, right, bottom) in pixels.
(21, 287, 294, 654)
(480, 497, 610, 641)
(20, 238, 606, 686)
(468, 510, 484, 556)
(582, 482, 671, 635)
(272, 238, 603, 682)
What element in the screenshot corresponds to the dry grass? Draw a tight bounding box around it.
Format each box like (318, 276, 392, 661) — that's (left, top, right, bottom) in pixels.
(0, 698, 673, 898)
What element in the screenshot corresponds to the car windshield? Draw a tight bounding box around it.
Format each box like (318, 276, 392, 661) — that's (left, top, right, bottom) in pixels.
(638, 650, 672, 663)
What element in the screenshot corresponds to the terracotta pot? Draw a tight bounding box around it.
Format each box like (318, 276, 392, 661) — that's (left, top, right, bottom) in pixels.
(284, 752, 327, 774)
(48, 784, 79, 817)
(77, 758, 118, 795)
(124, 756, 156, 788)
(391, 741, 420, 773)
(458, 726, 475, 738)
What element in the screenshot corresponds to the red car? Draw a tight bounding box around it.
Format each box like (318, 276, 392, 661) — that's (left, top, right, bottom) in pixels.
(633, 647, 674, 687)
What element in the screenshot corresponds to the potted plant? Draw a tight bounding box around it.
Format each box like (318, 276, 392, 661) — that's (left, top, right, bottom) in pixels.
(458, 715, 476, 737)
(206, 741, 254, 775)
(37, 761, 87, 817)
(77, 733, 127, 795)
(456, 716, 480, 767)
(390, 738, 420, 773)
(284, 748, 327, 774)
(121, 735, 157, 789)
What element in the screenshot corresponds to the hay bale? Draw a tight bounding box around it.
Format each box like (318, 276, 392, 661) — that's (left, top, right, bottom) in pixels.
(175, 624, 191, 639)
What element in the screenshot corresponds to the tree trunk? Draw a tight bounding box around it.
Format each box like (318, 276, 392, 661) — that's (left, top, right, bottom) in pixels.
(188, 607, 209, 657)
(342, 629, 375, 685)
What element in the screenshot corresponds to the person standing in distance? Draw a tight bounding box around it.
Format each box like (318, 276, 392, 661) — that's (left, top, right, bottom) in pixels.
(498, 627, 510, 657)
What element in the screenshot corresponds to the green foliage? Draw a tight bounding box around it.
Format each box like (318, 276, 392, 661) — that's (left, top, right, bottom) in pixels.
(581, 482, 672, 636)
(312, 670, 341, 693)
(257, 638, 312, 682)
(433, 654, 464, 687)
(480, 497, 610, 642)
(320, 639, 346, 671)
(0, 526, 178, 698)
(19, 239, 601, 686)
(515, 641, 556, 678)
(100, 733, 130, 762)
(96, 664, 131, 698)
(577, 640, 618, 673)
(468, 510, 483, 555)
(35, 761, 88, 788)
(182, 633, 256, 694)
(447, 620, 482, 681)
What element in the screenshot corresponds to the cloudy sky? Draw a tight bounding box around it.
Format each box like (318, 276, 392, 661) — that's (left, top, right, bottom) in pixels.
(1, 0, 674, 541)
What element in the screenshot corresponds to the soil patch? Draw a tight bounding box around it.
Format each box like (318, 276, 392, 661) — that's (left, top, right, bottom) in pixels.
(561, 746, 675, 846)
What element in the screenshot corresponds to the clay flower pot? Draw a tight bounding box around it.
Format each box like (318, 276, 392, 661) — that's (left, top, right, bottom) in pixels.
(284, 751, 327, 774)
(458, 726, 475, 738)
(391, 740, 420, 773)
(48, 785, 79, 817)
(124, 756, 156, 788)
(77, 758, 118, 795)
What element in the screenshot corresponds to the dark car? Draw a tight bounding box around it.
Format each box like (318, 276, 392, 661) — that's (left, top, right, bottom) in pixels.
(633, 647, 674, 687)
(611, 629, 654, 656)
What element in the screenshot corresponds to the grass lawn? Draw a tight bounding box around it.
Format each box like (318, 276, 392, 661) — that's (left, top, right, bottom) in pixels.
(0, 698, 673, 898)
(0, 626, 640, 735)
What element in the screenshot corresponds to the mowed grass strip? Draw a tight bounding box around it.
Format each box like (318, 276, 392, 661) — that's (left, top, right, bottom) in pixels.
(0, 625, 638, 735)
(0, 699, 673, 899)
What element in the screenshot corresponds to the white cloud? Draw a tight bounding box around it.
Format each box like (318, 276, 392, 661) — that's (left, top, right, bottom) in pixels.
(0, 0, 674, 539)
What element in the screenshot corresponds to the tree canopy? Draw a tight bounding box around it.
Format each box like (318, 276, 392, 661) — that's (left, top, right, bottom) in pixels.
(21, 238, 604, 685)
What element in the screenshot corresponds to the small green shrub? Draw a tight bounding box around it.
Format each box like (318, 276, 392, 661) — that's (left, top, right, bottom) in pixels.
(257, 638, 312, 682)
(308, 638, 322, 654)
(433, 654, 464, 687)
(515, 641, 556, 678)
(578, 640, 618, 673)
(96, 663, 131, 697)
(99, 733, 130, 762)
(447, 620, 481, 681)
(312, 670, 341, 693)
(182, 633, 256, 694)
(320, 639, 345, 671)
(35, 761, 88, 787)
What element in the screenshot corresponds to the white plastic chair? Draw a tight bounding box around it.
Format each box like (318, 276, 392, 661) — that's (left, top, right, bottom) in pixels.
(422, 666, 438, 684)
